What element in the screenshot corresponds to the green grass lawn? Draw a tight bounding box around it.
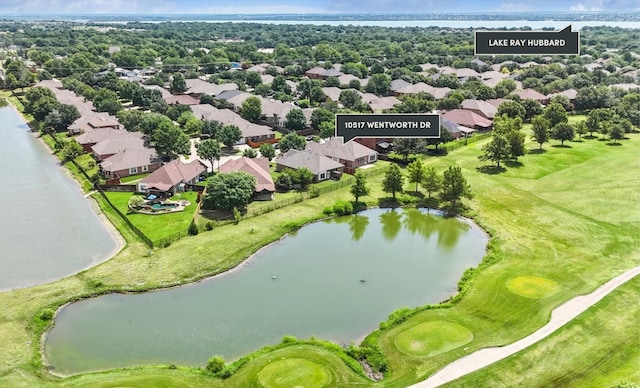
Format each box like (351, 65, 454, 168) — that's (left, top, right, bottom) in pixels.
(103, 191, 199, 244)
(448, 276, 640, 388)
(119, 173, 150, 184)
(0, 128, 637, 388)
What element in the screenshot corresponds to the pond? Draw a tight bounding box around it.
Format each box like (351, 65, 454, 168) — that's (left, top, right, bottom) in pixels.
(0, 107, 119, 291)
(45, 208, 488, 375)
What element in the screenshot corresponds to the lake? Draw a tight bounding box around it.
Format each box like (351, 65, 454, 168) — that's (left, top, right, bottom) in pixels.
(45, 208, 488, 375)
(0, 106, 119, 291)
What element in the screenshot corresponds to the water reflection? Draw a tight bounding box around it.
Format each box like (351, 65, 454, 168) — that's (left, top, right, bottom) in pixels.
(379, 209, 402, 241)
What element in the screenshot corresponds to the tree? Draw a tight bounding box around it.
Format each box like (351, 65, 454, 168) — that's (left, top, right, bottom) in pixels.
(311, 108, 334, 130)
(243, 147, 257, 158)
(382, 163, 405, 199)
(440, 165, 472, 213)
(551, 122, 575, 145)
(216, 124, 242, 149)
(542, 102, 568, 128)
(339, 89, 363, 110)
(575, 120, 588, 141)
(44, 104, 80, 132)
(284, 108, 307, 131)
(350, 171, 370, 205)
(365, 73, 391, 95)
(31, 96, 59, 121)
(196, 139, 222, 172)
(245, 71, 262, 88)
(394, 138, 425, 162)
(507, 130, 526, 161)
(479, 134, 510, 167)
(202, 119, 224, 139)
(497, 100, 526, 120)
(421, 167, 441, 199)
(170, 72, 187, 93)
(406, 159, 426, 192)
(278, 133, 306, 152)
(521, 98, 543, 121)
(151, 122, 191, 159)
(609, 124, 625, 144)
(531, 115, 550, 150)
(259, 143, 276, 160)
(61, 141, 83, 162)
(202, 172, 256, 210)
(293, 167, 314, 190)
(128, 195, 145, 210)
(319, 121, 335, 139)
(240, 96, 262, 122)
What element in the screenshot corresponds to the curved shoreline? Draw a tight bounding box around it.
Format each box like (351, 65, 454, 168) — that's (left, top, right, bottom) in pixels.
(40, 208, 487, 378)
(0, 103, 126, 293)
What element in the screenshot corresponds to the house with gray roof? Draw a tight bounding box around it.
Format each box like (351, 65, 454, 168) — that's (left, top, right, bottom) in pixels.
(76, 128, 142, 153)
(276, 149, 344, 182)
(185, 79, 238, 97)
(461, 99, 498, 120)
(91, 136, 148, 161)
(190, 104, 275, 144)
(100, 148, 162, 181)
(307, 138, 377, 174)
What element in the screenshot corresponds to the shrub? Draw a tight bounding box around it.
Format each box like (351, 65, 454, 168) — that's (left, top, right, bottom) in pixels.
(205, 221, 214, 231)
(188, 221, 199, 236)
(332, 200, 353, 216)
(206, 355, 226, 374)
(39, 308, 54, 321)
(281, 335, 298, 343)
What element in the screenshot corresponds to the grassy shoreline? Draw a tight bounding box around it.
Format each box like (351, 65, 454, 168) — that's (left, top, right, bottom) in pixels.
(0, 104, 638, 387)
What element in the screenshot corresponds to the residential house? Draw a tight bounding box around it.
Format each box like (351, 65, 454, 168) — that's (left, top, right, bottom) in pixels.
(320, 68, 344, 79)
(68, 112, 121, 135)
(276, 149, 344, 182)
(141, 84, 172, 99)
(246, 64, 267, 74)
(354, 138, 394, 154)
(185, 79, 238, 98)
(338, 74, 368, 88)
(91, 136, 148, 161)
(513, 89, 550, 105)
(307, 138, 377, 174)
(76, 128, 142, 153)
(137, 159, 208, 196)
(101, 148, 162, 181)
(190, 104, 275, 145)
(441, 109, 492, 131)
(260, 99, 297, 128)
(486, 98, 509, 109)
(215, 89, 252, 111)
(164, 94, 200, 106)
(394, 82, 451, 99)
(547, 88, 578, 104)
(305, 67, 327, 79)
(368, 96, 401, 113)
(441, 118, 474, 139)
(219, 157, 275, 201)
(390, 78, 411, 92)
(460, 99, 498, 120)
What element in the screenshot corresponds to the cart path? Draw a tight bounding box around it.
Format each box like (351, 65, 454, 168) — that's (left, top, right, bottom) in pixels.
(408, 266, 640, 388)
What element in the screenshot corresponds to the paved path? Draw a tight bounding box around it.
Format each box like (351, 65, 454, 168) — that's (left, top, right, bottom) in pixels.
(409, 266, 640, 388)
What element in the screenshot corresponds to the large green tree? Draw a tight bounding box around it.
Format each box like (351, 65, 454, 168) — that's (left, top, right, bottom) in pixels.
(240, 96, 262, 122)
(440, 165, 472, 214)
(151, 121, 191, 159)
(284, 108, 307, 131)
(202, 172, 257, 211)
(278, 133, 306, 152)
(542, 102, 568, 128)
(382, 163, 405, 199)
(551, 122, 575, 145)
(196, 139, 222, 172)
(258, 143, 276, 160)
(216, 124, 243, 149)
(531, 115, 550, 150)
(479, 134, 511, 167)
(170, 72, 187, 93)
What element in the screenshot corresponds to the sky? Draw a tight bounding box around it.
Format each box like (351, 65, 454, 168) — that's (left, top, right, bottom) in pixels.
(0, 0, 638, 15)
